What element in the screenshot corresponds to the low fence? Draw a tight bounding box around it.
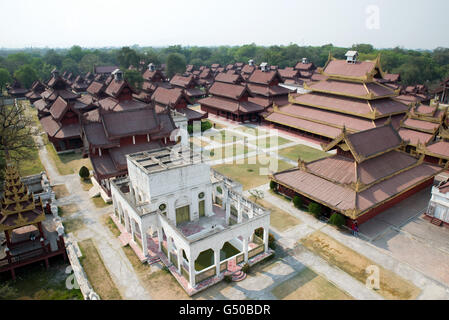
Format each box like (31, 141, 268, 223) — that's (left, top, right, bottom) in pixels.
(248, 245, 264, 259)
(195, 264, 216, 283)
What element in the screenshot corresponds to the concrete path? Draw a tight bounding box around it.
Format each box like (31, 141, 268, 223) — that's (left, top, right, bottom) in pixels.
(33, 130, 151, 299)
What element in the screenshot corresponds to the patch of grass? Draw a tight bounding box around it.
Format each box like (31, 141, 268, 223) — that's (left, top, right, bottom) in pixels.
(248, 136, 292, 149)
(213, 155, 294, 190)
(103, 215, 121, 237)
(58, 204, 79, 217)
(206, 130, 243, 144)
(16, 144, 45, 177)
(300, 231, 421, 300)
(205, 143, 251, 161)
(45, 144, 92, 176)
(234, 126, 268, 136)
(208, 120, 226, 129)
(0, 258, 83, 300)
(271, 267, 353, 300)
(257, 199, 301, 232)
(92, 195, 111, 208)
(122, 246, 190, 300)
(62, 216, 84, 234)
(278, 144, 330, 163)
(53, 184, 69, 199)
(78, 239, 122, 300)
(80, 178, 93, 191)
(190, 137, 210, 148)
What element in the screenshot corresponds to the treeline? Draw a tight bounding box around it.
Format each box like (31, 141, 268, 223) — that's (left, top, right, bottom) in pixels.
(1, 43, 449, 92)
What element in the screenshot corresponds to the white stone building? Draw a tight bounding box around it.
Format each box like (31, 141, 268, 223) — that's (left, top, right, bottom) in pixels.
(110, 146, 273, 294)
(426, 180, 449, 225)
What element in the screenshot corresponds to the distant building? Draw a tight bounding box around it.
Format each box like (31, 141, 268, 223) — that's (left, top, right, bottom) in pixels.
(426, 179, 449, 226)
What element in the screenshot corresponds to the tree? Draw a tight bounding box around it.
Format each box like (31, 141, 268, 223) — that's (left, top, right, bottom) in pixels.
(0, 102, 38, 180)
(13, 64, 38, 88)
(308, 202, 322, 218)
(124, 69, 143, 90)
(61, 58, 80, 75)
(67, 45, 84, 62)
(116, 47, 139, 69)
(79, 53, 101, 73)
(0, 68, 11, 93)
(293, 195, 303, 209)
(269, 181, 277, 191)
(166, 53, 186, 79)
(329, 213, 346, 228)
(79, 166, 90, 180)
(43, 49, 62, 68)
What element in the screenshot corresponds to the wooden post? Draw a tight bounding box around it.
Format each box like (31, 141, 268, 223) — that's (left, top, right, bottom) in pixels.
(37, 222, 45, 240)
(5, 231, 11, 247)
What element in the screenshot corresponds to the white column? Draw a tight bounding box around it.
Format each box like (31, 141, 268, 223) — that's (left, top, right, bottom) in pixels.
(140, 224, 148, 258)
(237, 201, 243, 223)
(124, 212, 130, 234)
(157, 228, 162, 252)
(177, 247, 182, 273)
(263, 228, 269, 253)
(243, 236, 249, 263)
(130, 219, 136, 242)
(214, 248, 221, 276)
(167, 236, 173, 261)
(225, 201, 230, 225)
(189, 254, 196, 287)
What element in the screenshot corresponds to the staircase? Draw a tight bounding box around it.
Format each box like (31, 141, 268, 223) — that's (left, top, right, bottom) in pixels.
(231, 270, 247, 282)
(431, 218, 443, 226)
(147, 256, 161, 265)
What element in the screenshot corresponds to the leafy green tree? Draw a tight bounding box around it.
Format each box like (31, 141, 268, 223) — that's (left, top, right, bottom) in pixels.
(329, 213, 346, 228)
(80, 53, 101, 73)
(0, 68, 11, 93)
(79, 166, 90, 180)
(166, 53, 186, 78)
(269, 180, 277, 191)
(124, 69, 143, 90)
(13, 64, 38, 88)
(293, 195, 303, 209)
(43, 49, 62, 68)
(67, 45, 84, 62)
(308, 202, 321, 218)
(351, 43, 374, 54)
(116, 47, 139, 69)
(61, 58, 80, 75)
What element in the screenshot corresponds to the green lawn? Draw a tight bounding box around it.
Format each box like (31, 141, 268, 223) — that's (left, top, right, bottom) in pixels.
(234, 126, 268, 136)
(213, 155, 295, 190)
(78, 239, 122, 300)
(206, 130, 243, 144)
(46, 144, 92, 176)
(103, 216, 121, 237)
(92, 195, 111, 208)
(0, 259, 83, 300)
(256, 199, 301, 232)
(278, 144, 330, 162)
(204, 143, 252, 161)
(248, 136, 292, 149)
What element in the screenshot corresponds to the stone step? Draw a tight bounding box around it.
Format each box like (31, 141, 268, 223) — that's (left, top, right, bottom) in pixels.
(231, 271, 247, 282)
(148, 256, 161, 265)
(88, 185, 100, 198)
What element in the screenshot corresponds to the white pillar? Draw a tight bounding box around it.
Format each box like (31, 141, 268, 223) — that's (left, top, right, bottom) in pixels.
(140, 224, 148, 258)
(263, 228, 269, 253)
(167, 236, 173, 261)
(177, 247, 183, 273)
(157, 228, 162, 252)
(225, 201, 230, 225)
(214, 248, 221, 276)
(243, 237, 249, 263)
(189, 254, 196, 287)
(237, 201, 243, 223)
(124, 212, 130, 234)
(130, 219, 136, 242)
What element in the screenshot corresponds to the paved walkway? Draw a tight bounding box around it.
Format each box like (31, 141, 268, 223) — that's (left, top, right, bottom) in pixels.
(34, 132, 151, 300)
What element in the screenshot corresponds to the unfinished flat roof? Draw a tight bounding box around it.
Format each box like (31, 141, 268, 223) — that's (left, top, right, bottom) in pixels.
(127, 147, 202, 174)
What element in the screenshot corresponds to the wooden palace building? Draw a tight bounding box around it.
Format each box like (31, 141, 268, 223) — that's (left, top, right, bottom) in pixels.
(270, 123, 442, 226)
(265, 52, 410, 142)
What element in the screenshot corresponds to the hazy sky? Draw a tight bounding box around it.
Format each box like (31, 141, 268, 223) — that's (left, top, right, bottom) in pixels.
(1, 0, 448, 49)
